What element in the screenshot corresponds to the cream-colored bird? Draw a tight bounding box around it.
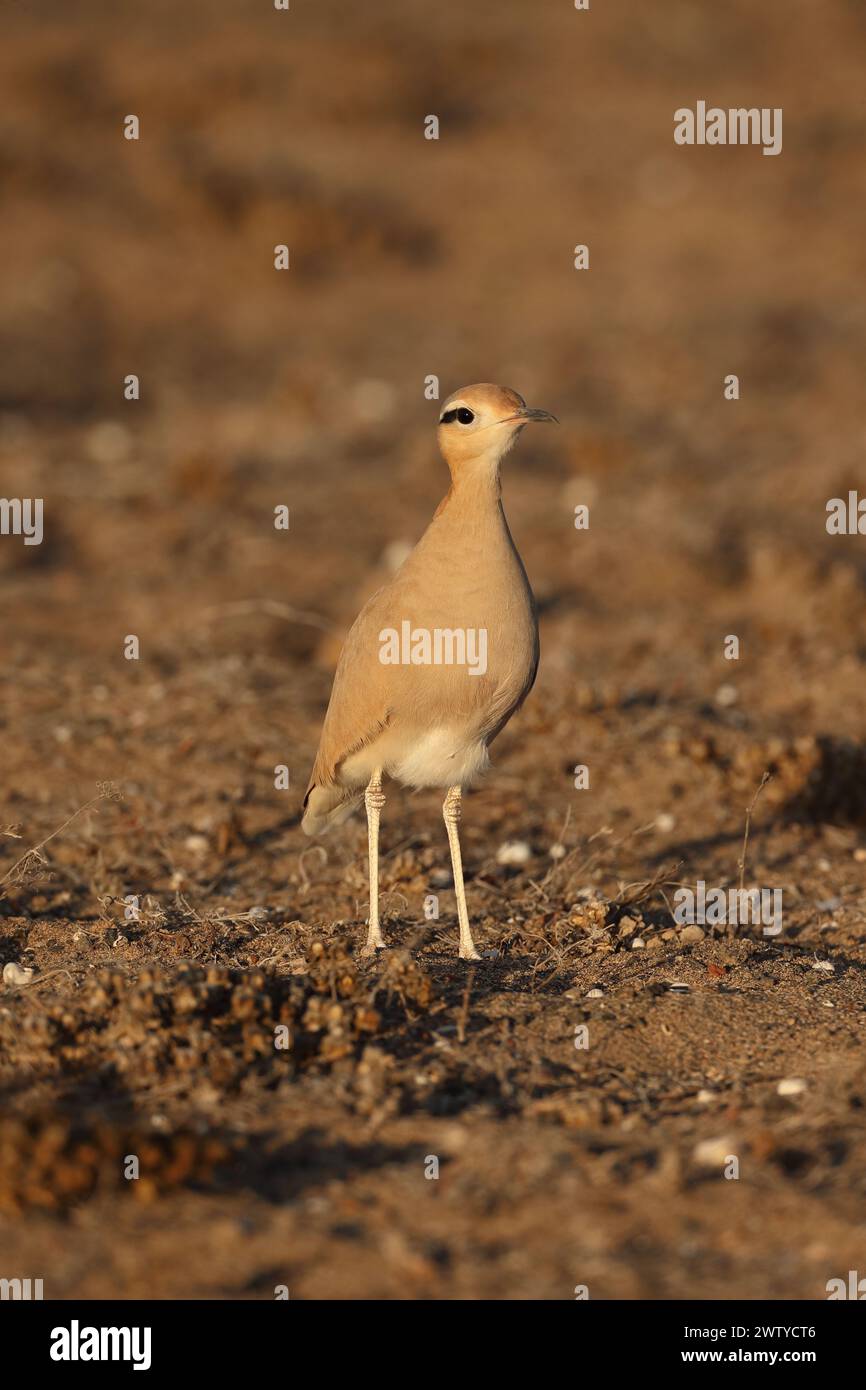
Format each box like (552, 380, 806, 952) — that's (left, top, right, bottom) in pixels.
(302, 383, 556, 958)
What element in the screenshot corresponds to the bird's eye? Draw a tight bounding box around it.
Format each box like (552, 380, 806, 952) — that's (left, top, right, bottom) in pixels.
(439, 406, 475, 425)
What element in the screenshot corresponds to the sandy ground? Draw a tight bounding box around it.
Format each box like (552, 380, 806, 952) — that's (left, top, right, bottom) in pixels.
(2, 0, 866, 1299)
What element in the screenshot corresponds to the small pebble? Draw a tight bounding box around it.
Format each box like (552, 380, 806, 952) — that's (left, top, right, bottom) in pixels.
(667, 981, 690, 993)
(655, 812, 676, 833)
(184, 834, 209, 854)
(854, 848, 866, 863)
(631, 937, 646, 950)
(693, 1137, 734, 1167)
(3, 962, 34, 986)
(696, 1089, 717, 1104)
(585, 987, 604, 999)
(811, 960, 835, 973)
(549, 843, 567, 861)
(496, 841, 531, 866)
(715, 684, 738, 707)
(777, 1077, 807, 1098)
(679, 925, 704, 944)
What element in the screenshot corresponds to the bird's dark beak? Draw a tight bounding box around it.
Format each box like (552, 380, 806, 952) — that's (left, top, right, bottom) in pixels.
(514, 406, 558, 424)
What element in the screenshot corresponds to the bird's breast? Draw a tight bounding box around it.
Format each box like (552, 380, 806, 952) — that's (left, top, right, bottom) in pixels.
(373, 539, 536, 728)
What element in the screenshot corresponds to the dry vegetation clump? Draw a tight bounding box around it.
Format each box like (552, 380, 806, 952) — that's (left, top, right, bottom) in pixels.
(3, 965, 295, 1088)
(665, 732, 866, 826)
(368, 946, 433, 1014)
(0, 946, 384, 1089)
(0, 941, 441, 1213)
(0, 940, 436, 1091)
(774, 736, 866, 825)
(0, 1116, 235, 1216)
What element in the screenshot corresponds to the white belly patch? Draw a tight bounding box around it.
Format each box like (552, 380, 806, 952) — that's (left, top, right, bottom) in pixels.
(387, 727, 490, 790)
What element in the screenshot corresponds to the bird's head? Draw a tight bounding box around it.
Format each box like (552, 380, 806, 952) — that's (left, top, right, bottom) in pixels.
(436, 383, 557, 477)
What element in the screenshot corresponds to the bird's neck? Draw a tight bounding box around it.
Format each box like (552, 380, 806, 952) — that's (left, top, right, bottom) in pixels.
(444, 460, 502, 507)
(430, 464, 510, 552)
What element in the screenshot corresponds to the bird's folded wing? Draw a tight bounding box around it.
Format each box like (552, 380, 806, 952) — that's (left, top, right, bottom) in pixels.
(304, 590, 392, 799)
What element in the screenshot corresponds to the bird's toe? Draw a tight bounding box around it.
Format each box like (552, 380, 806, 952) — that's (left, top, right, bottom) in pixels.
(360, 940, 387, 958)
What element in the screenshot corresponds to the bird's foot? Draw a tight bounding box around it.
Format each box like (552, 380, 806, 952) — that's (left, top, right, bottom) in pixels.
(459, 945, 481, 961)
(360, 936, 387, 958)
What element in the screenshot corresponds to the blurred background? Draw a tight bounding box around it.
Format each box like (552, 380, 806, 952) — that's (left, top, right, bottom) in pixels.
(2, 0, 866, 1300)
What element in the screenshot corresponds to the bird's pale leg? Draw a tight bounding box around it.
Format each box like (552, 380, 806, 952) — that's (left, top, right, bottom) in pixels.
(443, 786, 479, 960)
(362, 769, 386, 955)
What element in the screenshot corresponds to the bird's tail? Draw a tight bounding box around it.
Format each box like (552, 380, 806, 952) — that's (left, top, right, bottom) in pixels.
(301, 781, 363, 836)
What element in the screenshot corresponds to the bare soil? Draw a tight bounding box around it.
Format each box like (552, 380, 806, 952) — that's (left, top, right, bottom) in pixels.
(2, 0, 866, 1299)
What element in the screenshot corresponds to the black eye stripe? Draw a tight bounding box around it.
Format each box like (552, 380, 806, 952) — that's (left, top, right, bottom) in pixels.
(439, 407, 475, 425)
